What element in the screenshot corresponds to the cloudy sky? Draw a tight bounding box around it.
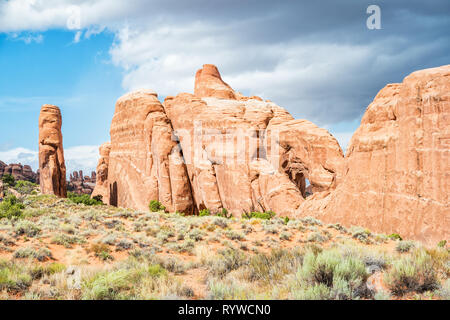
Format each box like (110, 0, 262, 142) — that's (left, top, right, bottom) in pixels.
(0, 0, 449, 175)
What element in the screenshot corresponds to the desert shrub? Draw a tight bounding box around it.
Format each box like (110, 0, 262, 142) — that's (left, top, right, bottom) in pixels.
(187, 228, 204, 241)
(242, 211, 276, 220)
(296, 248, 368, 300)
(301, 216, 322, 226)
(68, 192, 103, 206)
(291, 283, 332, 300)
(149, 200, 165, 212)
(116, 239, 134, 251)
(2, 174, 15, 186)
(327, 223, 347, 233)
(225, 230, 245, 241)
(199, 208, 211, 216)
(388, 233, 402, 241)
(213, 217, 229, 229)
(280, 231, 292, 241)
(217, 208, 232, 219)
(14, 220, 41, 237)
(207, 278, 252, 300)
(14, 180, 37, 194)
(30, 262, 66, 279)
(89, 243, 114, 261)
(0, 259, 32, 292)
(51, 233, 85, 248)
(395, 241, 416, 253)
(437, 240, 447, 248)
(385, 249, 439, 296)
(350, 226, 372, 243)
(208, 248, 247, 278)
(307, 232, 327, 243)
(436, 279, 450, 300)
(0, 195, 24, 219)
(13, 247, 52, 261)
(246, 248, 303, 283)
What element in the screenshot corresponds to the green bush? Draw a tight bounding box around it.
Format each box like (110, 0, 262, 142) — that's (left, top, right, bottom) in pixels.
(0, 259, 32, 292)
(388, 233, 402, 241)
(199, 208, 211, 216)
(437, 240, 447, 248)
(68, 192, 103, 206)
(395, 241, 415, 253)
(14, 180, 37, 194)
(217, 208, 232, 219)
(297, 248, 368, 299)
(149, 200, 165, 212)
(2, 174, 15, 186)
(385, 249, 439, 296)
(242, 210, 276, 220)
(0, 195, 24, 219)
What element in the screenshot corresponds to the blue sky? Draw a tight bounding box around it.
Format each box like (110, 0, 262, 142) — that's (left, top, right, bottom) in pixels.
(0, 0, 449, 174)
(0, 30, 123, 150)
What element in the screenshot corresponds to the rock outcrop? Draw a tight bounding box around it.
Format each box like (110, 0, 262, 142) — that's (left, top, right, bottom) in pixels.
(38, 104, 67, 197)
(92, 91, 195, 213)
(67, 170, 97, 195)
(93, 63, 449, 243)
(0, 162, 38, 183)
(94, 65, 342, 216)
(299, 65, 450, 244)
(92, 142, 111, 202)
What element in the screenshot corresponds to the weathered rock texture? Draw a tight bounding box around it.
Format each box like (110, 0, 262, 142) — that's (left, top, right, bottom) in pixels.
(92, 142, 111, 202)
(95, 65, 342, 217)
(93, 91, 195, 213)
(38, 104, 67, 197)
(299, 65, 450, 244)
(0, 162, 38, 183)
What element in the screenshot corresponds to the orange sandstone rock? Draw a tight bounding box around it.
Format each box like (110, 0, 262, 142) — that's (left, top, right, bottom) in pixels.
(38, 104, 67, 197)
(299, 65, 450, 244)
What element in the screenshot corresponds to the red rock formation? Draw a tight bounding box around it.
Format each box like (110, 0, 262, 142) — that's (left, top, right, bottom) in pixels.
(67, 170, 96, 195)
(93, 91, 195, 213)
(38, 104, 67, 197)
(194, 64, 236, 100)
(93, 64, 448, 243)
(94, 65, 341, 217)
(92, 142, 111, 202)
(299, 65, 450, 244)
(0, 162, 38, 183)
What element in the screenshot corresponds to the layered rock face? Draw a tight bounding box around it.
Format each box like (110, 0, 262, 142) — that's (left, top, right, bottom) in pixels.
(0, 162, 38, 183)
(95, 65, 342, 216)
(38, 104, 67, 197)
(92, 142, 111, 202)
(300, 65, 450, 244)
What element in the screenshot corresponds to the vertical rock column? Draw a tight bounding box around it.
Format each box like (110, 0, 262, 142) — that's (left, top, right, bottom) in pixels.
(38, 104, 67, 197)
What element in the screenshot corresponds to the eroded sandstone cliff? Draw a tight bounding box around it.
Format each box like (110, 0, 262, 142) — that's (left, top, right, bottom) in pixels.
(38, 104, 67, 197)
(299, 65, 450, 244)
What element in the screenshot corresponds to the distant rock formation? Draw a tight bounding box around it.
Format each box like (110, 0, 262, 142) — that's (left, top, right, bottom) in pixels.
(38, 104, 67, 197)
(299, 65, 450, 244)
(0, 161, 38, 183)
(67, 170, 97, 195)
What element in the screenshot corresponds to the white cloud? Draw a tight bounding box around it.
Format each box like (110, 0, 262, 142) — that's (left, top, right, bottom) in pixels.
(1, 0, 448, 139)
(0, 145, 99, 177)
